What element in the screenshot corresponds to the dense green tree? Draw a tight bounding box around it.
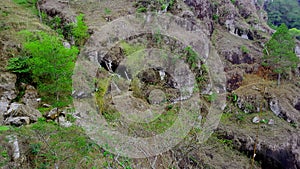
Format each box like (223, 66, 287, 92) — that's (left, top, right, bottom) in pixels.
(262, 24, 299, 85)
(264, 0, 300, 29)
(21, 31, 78, 107)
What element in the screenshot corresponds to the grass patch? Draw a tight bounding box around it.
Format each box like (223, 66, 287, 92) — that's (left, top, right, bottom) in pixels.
(140, 106, 179, 134)
(0, 126, 10, 132)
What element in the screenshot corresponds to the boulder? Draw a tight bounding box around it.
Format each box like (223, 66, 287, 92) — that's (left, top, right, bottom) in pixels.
(6, 135, 20, 161)
(4, 117, 30, 126)
(21, 85, 40, 108)
(252, 116, 260, 123)
(0, 72, 17, 101)
(0, 72, 17, 124)
(44, 107, 61, 120)
(55, 116, 72, 127)
(183, 0, 214, 35)
(269, 99, 281, 116)
(4, 103, 42, 124)
(269, 97, 299, 123)
(0, 101, 9, 123)
(216, 128, 300, 169)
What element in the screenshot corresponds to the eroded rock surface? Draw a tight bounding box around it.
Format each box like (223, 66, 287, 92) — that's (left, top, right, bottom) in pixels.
(4, 103, 41, 126)
(21, 85, 40, 109)
(0, 72, 17, 124)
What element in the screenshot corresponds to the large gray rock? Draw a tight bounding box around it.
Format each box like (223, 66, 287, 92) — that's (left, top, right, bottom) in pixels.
(269, 97, 300, 123)
(6, 135, 20, 161)
(0, 72, 17, 101)
(216, 128, 300, 169)
(270, 99, 281, 116)
(0, 72, 17, 124)
(183, 0, 214, 35)
(21, 85, 40, 108)
(0, 101, 9, 123)
(4, 117, 30, 126)
(4, 103, 41, 124)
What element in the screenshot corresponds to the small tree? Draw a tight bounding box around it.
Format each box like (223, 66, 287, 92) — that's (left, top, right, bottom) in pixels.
(21, 31, 78, 107)
(262, 24, 299, 85)
(72, 14, 89, 46)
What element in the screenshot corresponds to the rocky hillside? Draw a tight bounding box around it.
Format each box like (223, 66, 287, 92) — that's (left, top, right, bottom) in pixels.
(0, 0, 299, 168)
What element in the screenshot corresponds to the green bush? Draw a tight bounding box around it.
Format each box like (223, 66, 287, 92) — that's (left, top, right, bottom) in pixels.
(184, 46, 198, 69)
(212, 14, 219, 21)
(6, 56, 30, 74)
(72, 14, 89, 46)
(104, 8, 112, 15)
(241, 45, 250, 54)
(9, 30, 79, 106)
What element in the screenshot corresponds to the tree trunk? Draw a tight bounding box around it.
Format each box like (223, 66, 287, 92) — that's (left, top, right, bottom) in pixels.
(277, 73, 281, 86)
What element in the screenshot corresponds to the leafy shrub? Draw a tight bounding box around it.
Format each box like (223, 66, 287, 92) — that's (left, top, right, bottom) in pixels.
(241, 45, 250, 54)
(184, 46, 198, 69)
(72, 14, 89, 46)
(9, 30, 78, 106)
(212, 14, 219, 21)
(6, 56, 30, 74)
(104, 8, 112, 15)
(137, 7, 147, 13)
(0, 126, 10, 131)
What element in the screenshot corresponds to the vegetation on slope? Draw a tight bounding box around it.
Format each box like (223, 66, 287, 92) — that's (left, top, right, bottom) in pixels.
(264, 0, 300, 29)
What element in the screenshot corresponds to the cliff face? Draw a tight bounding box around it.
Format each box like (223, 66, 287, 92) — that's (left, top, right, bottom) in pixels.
(0, 0, 299, 168)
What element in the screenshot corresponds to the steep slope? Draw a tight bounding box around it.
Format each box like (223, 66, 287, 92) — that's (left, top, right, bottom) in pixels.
(0, 0, 299, 168)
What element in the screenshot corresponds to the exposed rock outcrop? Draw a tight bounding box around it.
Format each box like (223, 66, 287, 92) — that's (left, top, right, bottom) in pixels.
(0, 72, 17, 124)
(216, 128, 300, 169)
(3, 103, 41, 126)
(39, 0, 76, 23)
(21, 85, 40, 109)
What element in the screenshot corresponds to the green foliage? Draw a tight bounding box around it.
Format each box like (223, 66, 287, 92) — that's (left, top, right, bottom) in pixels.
(6, 56, 30, 73)
(12, 0, 38, 7)
(140, 106, 178, 133)
(260, 119, 268, 124)
(235, 112, 246, 122)
(134, 0, 176, 13)
(19, 30, 78, 107)
(227, 93, 238, 103)
(131, 77, 144, 99)
(262, 24, 299, 84)
(95, 78, 110, 112)
(212, 14, 219, 21)
(47, 16, 65, 35)
(154, 29, 163, 45)
(102, 109, 121, 123)
(264, 0, 300, 29)
(10, 119, 119, 168)
(241, 45, 250, 54)
(72, 14, 89, 46)
(104, 8, 112, 15)
(205, 92, 217, 102)
(120, 41, 145, 75)
(30, 143, 41, 155)
(289, 28, 300, 40)
(120, 41, 144, 56)
(230, 0, 236, 4)
(0, 126, 10, 132)
(184, 46, 198, 69)
(12, 0, 38, 14)
(137, 7, 147, 13)
(0, 148, 9, 167)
